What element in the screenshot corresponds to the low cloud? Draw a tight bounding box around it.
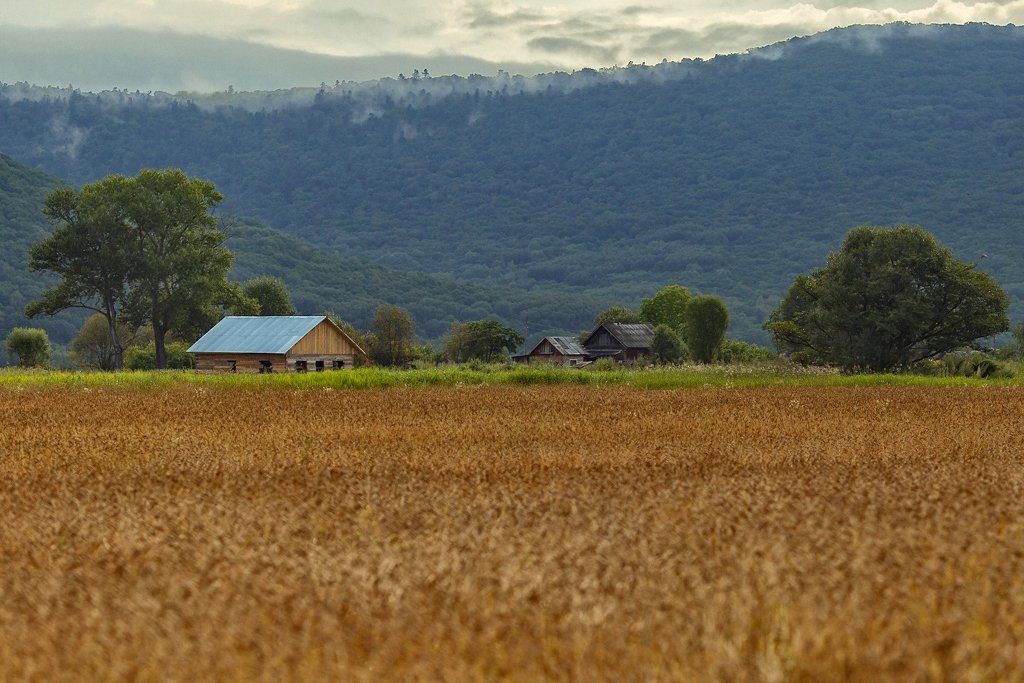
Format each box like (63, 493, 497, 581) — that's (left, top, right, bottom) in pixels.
(527, 36, 620, 63)
(305, 7, 387, 29)
(4, 0, 1024, 89)
(464, 6, 546, 29)
(0, 26, 559, 92)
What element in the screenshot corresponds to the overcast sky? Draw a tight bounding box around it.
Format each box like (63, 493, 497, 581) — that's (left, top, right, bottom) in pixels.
(2, 0, 1023, 92)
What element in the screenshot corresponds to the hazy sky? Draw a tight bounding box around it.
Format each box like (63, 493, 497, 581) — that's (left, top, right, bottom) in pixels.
(2, 0, 1024, 91)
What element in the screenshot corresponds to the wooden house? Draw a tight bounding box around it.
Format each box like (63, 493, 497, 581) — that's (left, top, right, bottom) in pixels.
(521, 336, 588, 366)
(188, 316, 366, 373)
(581, 322, 655, 362)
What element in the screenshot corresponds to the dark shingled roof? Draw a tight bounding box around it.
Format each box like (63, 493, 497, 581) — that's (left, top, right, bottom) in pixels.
(585, 323, 655, 349)
(547, 336, 587, 356)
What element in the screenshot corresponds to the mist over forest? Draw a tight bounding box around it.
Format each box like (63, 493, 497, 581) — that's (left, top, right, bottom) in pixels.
(1, 22, 1023, 349)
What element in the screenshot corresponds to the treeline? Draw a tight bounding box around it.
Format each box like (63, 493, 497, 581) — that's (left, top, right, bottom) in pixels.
(5, 165, 1015, 376)
(2, 24, 1024, 342)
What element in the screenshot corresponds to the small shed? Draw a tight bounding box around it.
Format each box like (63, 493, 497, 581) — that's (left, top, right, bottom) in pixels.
(188, 315, 366, 373)
(581, 322, 655, 362)
(522, 336, 588, 366)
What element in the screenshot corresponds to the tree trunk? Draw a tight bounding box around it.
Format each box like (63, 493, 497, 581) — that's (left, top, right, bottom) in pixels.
(109, 323, 124, 370)
(154, 322, 168, 369)
(105, 304, 124, 371)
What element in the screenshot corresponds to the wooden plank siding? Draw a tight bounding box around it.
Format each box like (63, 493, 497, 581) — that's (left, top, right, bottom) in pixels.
(528, 342, 580, 366)
(194, 353, 287, 374)
(285, 354, 359, 372)
(194, 353, 360, 374)
(289, 320, 361, 356)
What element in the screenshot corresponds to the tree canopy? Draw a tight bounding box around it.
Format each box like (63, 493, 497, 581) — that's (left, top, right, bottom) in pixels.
(594, 307, 642, 327)
(640, 285, 691, 334)
(649, 324, 687, 364)
(5, 327, 51, 368)
(686, 295, 730, 363)
(27, 169, 237, 369)
(28, 176, 138, 369)
(765, 225, 1009, 371)
(367, 304, 417, 367)
(70, 313, 138, 370)
(442, 320, 524, 363)
(241, 276, 297, 316)
(120, 169, 236, 368)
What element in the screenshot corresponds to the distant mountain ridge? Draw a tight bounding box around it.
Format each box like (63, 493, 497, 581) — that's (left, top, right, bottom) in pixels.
(2, 22, 1023, 343)
(0, 25, 560, 94)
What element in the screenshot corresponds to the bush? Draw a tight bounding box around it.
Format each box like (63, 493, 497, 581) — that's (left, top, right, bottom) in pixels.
(718, 339, 777, 363)
(914, 352, 1013, 379)
(5, 327, 51, 368)
(997, 322, 1024, 359)
(588, 358, 619, 372)
(940, 352, 1012, 379)
(650, 324, 688, 364)
(123, 342, 195, 370)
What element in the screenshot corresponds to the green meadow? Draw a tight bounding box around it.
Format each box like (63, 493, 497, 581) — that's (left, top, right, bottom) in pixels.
(2, 362, 1020, 392)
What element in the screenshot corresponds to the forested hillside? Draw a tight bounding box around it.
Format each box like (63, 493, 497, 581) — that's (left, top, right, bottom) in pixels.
(224, 219, 598, 339)
(0, 155, 593, 359)
(0, 153, 82, 361)
(2, 22, 1023, 342)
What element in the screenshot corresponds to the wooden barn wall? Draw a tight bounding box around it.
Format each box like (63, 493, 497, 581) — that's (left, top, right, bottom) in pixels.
(290, 321, 360, 356)
(286, 353, 359, 371)
(529, 351, 567, 364)
(194, 353, 287, 373)
(195, 352, 360, 373)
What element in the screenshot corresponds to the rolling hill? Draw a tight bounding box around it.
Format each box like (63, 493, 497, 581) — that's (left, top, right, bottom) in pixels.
(2, 22, 1023, 343)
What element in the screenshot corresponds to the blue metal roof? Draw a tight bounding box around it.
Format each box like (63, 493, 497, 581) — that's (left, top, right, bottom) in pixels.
(187, 316, 327, 354)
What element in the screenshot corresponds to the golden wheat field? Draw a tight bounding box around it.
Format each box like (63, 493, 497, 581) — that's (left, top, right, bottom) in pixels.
(1, 383, 1023, 681)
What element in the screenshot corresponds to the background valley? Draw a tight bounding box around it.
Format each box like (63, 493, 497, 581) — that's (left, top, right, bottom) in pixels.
(2, 22, 1022, 357)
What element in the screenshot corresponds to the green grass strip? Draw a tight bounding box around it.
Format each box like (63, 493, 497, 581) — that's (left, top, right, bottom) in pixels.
(1, 363, 1020, 391)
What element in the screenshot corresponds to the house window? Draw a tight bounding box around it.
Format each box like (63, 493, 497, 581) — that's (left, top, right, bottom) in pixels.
(228, 360, 236, 373)
(295, 360, 308, 373)
(259, 360, 273, 373)
(333, 359, 345, 370)
(315, 360, 325, 372)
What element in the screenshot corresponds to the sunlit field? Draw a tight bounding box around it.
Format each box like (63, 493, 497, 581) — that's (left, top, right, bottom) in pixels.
(2, 378, 1023, 680)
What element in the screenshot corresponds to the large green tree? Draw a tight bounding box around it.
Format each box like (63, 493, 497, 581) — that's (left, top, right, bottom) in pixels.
(686, 295, 730, 363)
(27, 176, 138, 369)
(640, 285, 691, 334)
(28, 169, 239, 370)
(121, 169, 236, 369)
(367, 304, 417, 367)
(442, 320, 524, 363)
(241, 276, 297, 316)
(765, 225, 1009, 371)
(70, 313, 139, 371)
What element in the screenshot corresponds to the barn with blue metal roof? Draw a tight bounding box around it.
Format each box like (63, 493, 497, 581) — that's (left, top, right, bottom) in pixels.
(188, 316, 366, 373)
